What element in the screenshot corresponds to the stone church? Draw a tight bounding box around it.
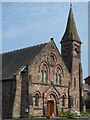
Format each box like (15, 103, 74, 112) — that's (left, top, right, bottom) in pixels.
(2, 5, 83, 119)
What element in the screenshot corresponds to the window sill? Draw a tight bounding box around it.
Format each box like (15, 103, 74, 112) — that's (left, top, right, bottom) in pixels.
(54, 84, 62, 86)
(39, 82, 49, 85)
(33, 107, 43, 110)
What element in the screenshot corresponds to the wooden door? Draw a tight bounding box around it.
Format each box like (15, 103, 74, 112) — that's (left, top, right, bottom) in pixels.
(47, 100, 54, 117)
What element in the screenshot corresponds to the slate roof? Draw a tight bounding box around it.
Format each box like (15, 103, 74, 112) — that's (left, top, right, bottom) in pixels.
(61, 6, 81, 43)
(2, 43, 48, 80)
(84, 76, 90, 85)
(83, 83, 90, 92)
(84, 76, 90, 81)
(83, 84, 89, 90)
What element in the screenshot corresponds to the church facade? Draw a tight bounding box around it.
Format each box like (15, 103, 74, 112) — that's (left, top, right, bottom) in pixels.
(2, 6, 83, 119)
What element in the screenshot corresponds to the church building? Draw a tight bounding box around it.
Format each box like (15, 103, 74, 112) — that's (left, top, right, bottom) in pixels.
(2, 5, 83, 119)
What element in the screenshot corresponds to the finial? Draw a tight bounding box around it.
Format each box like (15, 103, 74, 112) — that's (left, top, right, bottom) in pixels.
(70, 0, 72, 8)
(50, 37, 54, 42)
(70, 3, 72, 7)
(50, 38, 53, 41)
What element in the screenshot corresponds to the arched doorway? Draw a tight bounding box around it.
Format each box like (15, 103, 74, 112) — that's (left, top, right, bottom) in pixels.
(46, 92, 59, 117)
(47, 100, 54, 117)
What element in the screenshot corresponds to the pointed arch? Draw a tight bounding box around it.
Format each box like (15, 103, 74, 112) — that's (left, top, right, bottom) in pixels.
(55, 65, 63, 85)
(48, 53, 57, 67)
(34, 91, 41, 107)
(55, 64, 63, 76)
(61, 93, 66, 107)
(39, 61, 50, 83)
(35, 93, 39, 107)
(62, 95, 65, 106)
(35, 91, 41, 97)
(46, 91, 60, 104)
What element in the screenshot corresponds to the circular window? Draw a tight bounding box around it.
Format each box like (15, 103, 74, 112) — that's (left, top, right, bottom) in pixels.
(48, 54, 56, 67)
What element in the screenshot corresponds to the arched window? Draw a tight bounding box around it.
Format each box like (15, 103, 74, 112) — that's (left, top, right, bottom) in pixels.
(55, 67, 61, 85)
(74, 78, 76, 88)
(39, 63, 48, 83)
(49, 55, 54, 64)
(43, 71, 47, 83)
(35, 93, 39, 107)
(77, 100, 78, 108)
(74, 98, 76, 106)
(40, 70, 43, 82)
(70, 96, 73, 107)
(62, 94, 65, 106)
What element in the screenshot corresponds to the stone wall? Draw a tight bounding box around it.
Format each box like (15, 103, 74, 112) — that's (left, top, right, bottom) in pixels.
(2, 79, 16, 119)
(12, 75, 22, 118)
(28, 41, 71, 116)
(2, 40, 83, 119)
(20, 71, 29, 118)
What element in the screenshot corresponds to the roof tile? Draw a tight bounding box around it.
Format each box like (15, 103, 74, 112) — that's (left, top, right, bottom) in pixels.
(2, 43, 48, 80)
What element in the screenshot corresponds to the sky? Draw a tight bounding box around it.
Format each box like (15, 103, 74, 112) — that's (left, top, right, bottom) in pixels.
(88, 2, 90, 78)
(2, 2, 88, 80)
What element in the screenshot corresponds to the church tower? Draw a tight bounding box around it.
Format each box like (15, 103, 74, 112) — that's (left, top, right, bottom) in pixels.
(60, 4, 83, 111)
(60, 4, 82, 73)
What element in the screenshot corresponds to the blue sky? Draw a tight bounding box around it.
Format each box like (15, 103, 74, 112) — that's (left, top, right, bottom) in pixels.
(2, 2, 88, 79)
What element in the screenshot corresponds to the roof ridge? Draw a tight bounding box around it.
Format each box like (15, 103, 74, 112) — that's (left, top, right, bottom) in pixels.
(2, 42, 48, 55)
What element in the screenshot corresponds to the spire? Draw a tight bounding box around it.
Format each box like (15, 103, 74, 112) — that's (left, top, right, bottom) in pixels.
(60, 5, 81, 43)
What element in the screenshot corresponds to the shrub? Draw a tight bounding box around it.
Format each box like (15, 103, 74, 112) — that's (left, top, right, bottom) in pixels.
(85, 96, 90, 109)
(59, 109, 90, 119)
(68, 109, 78, 119)
(59, 109, 78, 119)
(59, 111, 68, 118)
(81, 111, 89, 117)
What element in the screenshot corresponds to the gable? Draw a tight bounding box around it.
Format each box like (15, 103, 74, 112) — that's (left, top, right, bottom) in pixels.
(28, 39, 71, 85)
(2, 43, 48, 80)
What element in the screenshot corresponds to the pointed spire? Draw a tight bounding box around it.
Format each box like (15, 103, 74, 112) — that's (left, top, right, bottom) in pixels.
(60, 5, 81, 43)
